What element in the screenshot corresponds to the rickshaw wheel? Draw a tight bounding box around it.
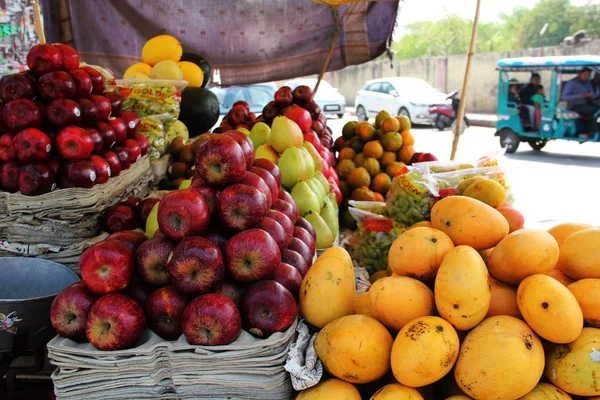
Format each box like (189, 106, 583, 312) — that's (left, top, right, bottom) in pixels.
(498, 128, 520, 153)
(528, 138, 547, 151)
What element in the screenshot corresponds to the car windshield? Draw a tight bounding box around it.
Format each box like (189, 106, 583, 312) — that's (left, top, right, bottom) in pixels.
(211, 85, 275, 111)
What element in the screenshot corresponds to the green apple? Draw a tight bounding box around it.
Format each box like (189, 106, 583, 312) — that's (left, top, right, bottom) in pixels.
(249, 122, 271, 149)
(268, 116, 302, 153)
(255, 144, 280, 164)
(279, 147, 309, 189)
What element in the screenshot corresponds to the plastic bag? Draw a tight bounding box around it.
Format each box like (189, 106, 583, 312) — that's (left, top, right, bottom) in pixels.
(385, 167, 439, 226)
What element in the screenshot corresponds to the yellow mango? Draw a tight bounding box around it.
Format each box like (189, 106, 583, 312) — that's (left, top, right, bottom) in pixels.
(568, 279, 600, 328)
(296, 378, 361, 400)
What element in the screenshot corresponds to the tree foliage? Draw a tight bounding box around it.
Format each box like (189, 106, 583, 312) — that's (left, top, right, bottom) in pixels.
(392, 0, 600, 59)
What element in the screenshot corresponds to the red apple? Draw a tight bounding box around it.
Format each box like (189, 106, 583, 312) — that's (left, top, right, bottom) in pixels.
(247, 112, 257, 125)
(45, 98, 82, 128)
(112, 146, 131, 170)
(135, 198, 160, 224)
(202, 231, 228, 250)
(271, 199, 299, 225)
(85, 128, 104, 154)
(294, 226, 316, 255)
(136, 237, 175, 287)
(496, 205, 525, 233)
(273, 262, 302, 297)
(330, 181, 342, 205)
(78, 98, 98, 126)
(122, 196, 140, 208)
(274, 86, 293, 106)
(248, 166, 278, 205)
(88, 154, 111, 184)
(266, 209, 294, 244)
(0, 162, 20, 192)
(81, 66, 106, 94)
(48, 158, 63, 175)
(281, 248, 308, 276)
(224, 229, 281, 283)
(311, 120, 324, 135)
(259, 217, 288, 253)
(105, 92, 124, 117)
(89, 94, 112, 121)
(105, 230, 147, 254)
(278, 189, 300, 219)
(228, 104, 249, 126)
(158, 189, 211, 240)
(52, 43, 80, 70)
(80, 240, 134, 295)
(181, 293, 241, 345)
(102, 151, 121, 177)
(218, 184, 268, 232)
(3, 98, 42, 132)
(57, 160, 97, 188)
(223, 130, 254, 169)
(252, 159, 282, 187)
(146, 285, 188, 340)
(303, 131, 323, 151)
(0, 133, 15, 162)
(295, 216, 317, 240)
(121, 111, 141, 138)
(56, 125, 93, 160)
(69, 68, 92, 97)
(194, 134, 246, 187)
(305, 101, 321, 120)
(124, 139, 141, 163)
(18, 162, 56, 195)
(26, 44, 62, 74)
(120, 279, 151, 310)
(292, 85, 313, 103)
(107, 117, 127, 145)
(211, 279, 245, 306)
(233, 100, 250, 111)
(239, 280, 297, 338)
(50, 282, 97, 341)
(288, 237, 313, 265)
(239, 170, 272, 206)
(13, 128, 52, 162)
(284, 104, 312, 132)
(168, 236, 225, 296)
(103, 205, 137, 233)
(0, 73, 35, 102)
(85, 293, 146, 350)
(37, 71, 76, 100)
(95, 122, 116, 150)
(134, 133, 149, 156)
(220, 119, 233, 132)
(262, 101, 278, 121)
(0, 103, 6, 133)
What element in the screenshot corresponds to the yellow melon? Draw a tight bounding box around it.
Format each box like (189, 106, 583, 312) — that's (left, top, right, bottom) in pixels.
(486, 277, 521, 318)
(558, 228, 600, 280)
(517, 274, 583, 343)
(517, 382, 572, 399)
(296, 379, 361, 400)
(370, 383, 424, 400)
(391, 316, 459, 387)
(455, 316, 545, 400)
(368, 276, 435, 332)
(548, 222, 594, 246)
(568, 279, 600, 328)
(488, 229, 559, 285)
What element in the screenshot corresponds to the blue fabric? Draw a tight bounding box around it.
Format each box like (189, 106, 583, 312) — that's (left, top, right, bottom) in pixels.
(562, 77, 598, 108)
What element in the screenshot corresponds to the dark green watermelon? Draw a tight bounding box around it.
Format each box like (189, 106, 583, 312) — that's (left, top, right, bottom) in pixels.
(179, 87, 220, 137)
(180, 52, 211, 88)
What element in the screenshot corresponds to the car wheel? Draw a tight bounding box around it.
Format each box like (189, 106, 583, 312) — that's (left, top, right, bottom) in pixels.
(398, 107, 411, 122)
(337, 113, 344, 119)
(498, 128, 520, 154)
(528, 138, 547, 151)
(435, 115, 450, 131)
(356, 106, 367, 122)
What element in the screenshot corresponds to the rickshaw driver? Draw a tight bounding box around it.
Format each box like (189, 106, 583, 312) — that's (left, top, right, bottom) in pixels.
(561, 67, 599, 119)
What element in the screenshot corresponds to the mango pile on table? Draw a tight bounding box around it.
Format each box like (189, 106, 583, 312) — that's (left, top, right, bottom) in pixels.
(297, 194, 600, 400)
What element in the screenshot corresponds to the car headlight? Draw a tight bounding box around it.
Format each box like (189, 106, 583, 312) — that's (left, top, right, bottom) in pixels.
(410, 102, 429, 107)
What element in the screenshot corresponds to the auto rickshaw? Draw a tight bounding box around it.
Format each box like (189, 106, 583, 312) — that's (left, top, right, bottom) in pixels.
(495, 55, 600, 153)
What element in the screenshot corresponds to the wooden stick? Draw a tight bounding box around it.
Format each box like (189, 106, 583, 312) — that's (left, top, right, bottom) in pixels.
(32, 0, 46, 44)
(313, 7, 341, 98)
(450, 0, 481, 160)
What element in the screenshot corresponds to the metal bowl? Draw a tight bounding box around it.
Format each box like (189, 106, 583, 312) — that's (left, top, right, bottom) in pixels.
(0, 257, 79, 353)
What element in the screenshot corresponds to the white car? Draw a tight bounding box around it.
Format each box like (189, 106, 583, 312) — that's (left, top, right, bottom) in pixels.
(354, 77, 449, 124)
(283, 78, 346, 118)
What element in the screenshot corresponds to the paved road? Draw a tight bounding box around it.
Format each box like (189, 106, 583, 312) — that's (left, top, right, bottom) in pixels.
(326, 115, 600, 228)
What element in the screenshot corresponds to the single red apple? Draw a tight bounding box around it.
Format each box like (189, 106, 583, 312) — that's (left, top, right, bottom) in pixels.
(0, 73, 35, 103)
(0, 133, 16, 162)
(239, 170, 272, 206)
(273, 262, 302, 298)
(119, 279, 151, 310)
(223, 130, 254, 170)
(13, 128, 52, 162)
(45, 98, 82, 128)
(293, 226, 316, 255)
(112, 146, 131, 170)
(302, 131, 322, 151)
(217, 184, 268, 232)
(181, 293, 241, 345)
(259, 217, 288, 253)
(287, 237, 313, 265)
(311, 120, 324, 135)
(239, 280, 297, 338)
(281, 248, 308, 276)
(252, 158, 282, 187)
(274, 86, 293, 106)
(89, 94, 112, 121)
(104, 92, 124, 117)
(211, 279, 245, 306)
(81, 66, 106, 94)
(295, 216, 317, 240)
(78, 98, 98, 126)
(262, 101, 278, 121)
(271, 199, 299, 225)
(124, 139, 141, 163)
(305, 101, 321, 120)
(107, 117, 127, 145)
(52, 43, 80, 70)
(85, 128, 104, 154)
(56, 125, 93, 160)
(18, 162, 56, 195)
(68, 68, 93, 97)
(85, 293, 146, 350)
(233, 100, 250, 111)
(122, 196, 140, 208)
(0, 162, 20, 192)
(266, 209, 294, 245)
(95, 122, 116, 150)
(3, 98, 42, 132)
(227, 104, 249, 126)
(37, 71, 76, 100)
(57, 160, 97, 188)
(105, 230, 147, 254)
(194, 134, 246, 187)
(26, 44, 62, 74)
(329, 180, 342, 205)
(135, 198, 160, 224)
(146, 285, 188, 340)
(102, 151, 121, 177)
(133, 133, 149, 156)
(284, 104, 312, 133)
(103, 204, 137, 233)
(278, 189, 300, 220)
(292, 85, 313, 103)
(50, 281, 97, 341)
(121, 111, 141, 138)
(249, 166, 278, 206)
(224, 229, 281, 283)
(168, 236, 225, 296)
(158, 189, 211, 240)
(136, 236, 175, 287)
(80, 240, 134, 295)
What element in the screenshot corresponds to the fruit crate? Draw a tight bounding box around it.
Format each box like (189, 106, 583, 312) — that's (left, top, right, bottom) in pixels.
(0, 157, 152, 247)
(47, 319, 298, 400)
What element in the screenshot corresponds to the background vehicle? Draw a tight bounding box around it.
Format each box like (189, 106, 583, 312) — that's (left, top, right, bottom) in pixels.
(429, 90, 470, 130)
(209, 82, 277, 116)
(354, 77, 449, 124)
(495, 56, 600, 153)
(283, 78, 346, 118)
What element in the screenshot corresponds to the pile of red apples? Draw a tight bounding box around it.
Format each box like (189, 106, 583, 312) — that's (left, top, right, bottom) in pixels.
(51, 127, 317, 350)
(0, 43, 148, 195)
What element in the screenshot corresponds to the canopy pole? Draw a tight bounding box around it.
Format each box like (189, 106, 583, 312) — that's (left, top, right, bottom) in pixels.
(450, 0, 481, 160)
(313, 7, 341, 98)
(32, 0, 46, 44)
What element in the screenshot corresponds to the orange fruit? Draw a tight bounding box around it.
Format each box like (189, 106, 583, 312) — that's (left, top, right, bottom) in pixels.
(398, 145, 416, 164)
(373, 192, 385, 202)
(396, 115, 411, 132)
(335, 159, 356, 180)
(380, 151, 396, 168)
(363, 140, 384, 159)
(372, 173, 392, 196)
(347, 167, 371, 189)
(382, 131, 403, 152)
(338, 147, 356, 161)
(400, 130, 415, 146)
(381, 117, 400, 134)
(363, 157, 381, 177)
(353, 153, 365, 167)
(386, 161, 406, 178)
(339, 181, 351, 198)
(351, 187, 377, 201)
(356, 122, 376, 142)
(375, 111, 392, 129)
